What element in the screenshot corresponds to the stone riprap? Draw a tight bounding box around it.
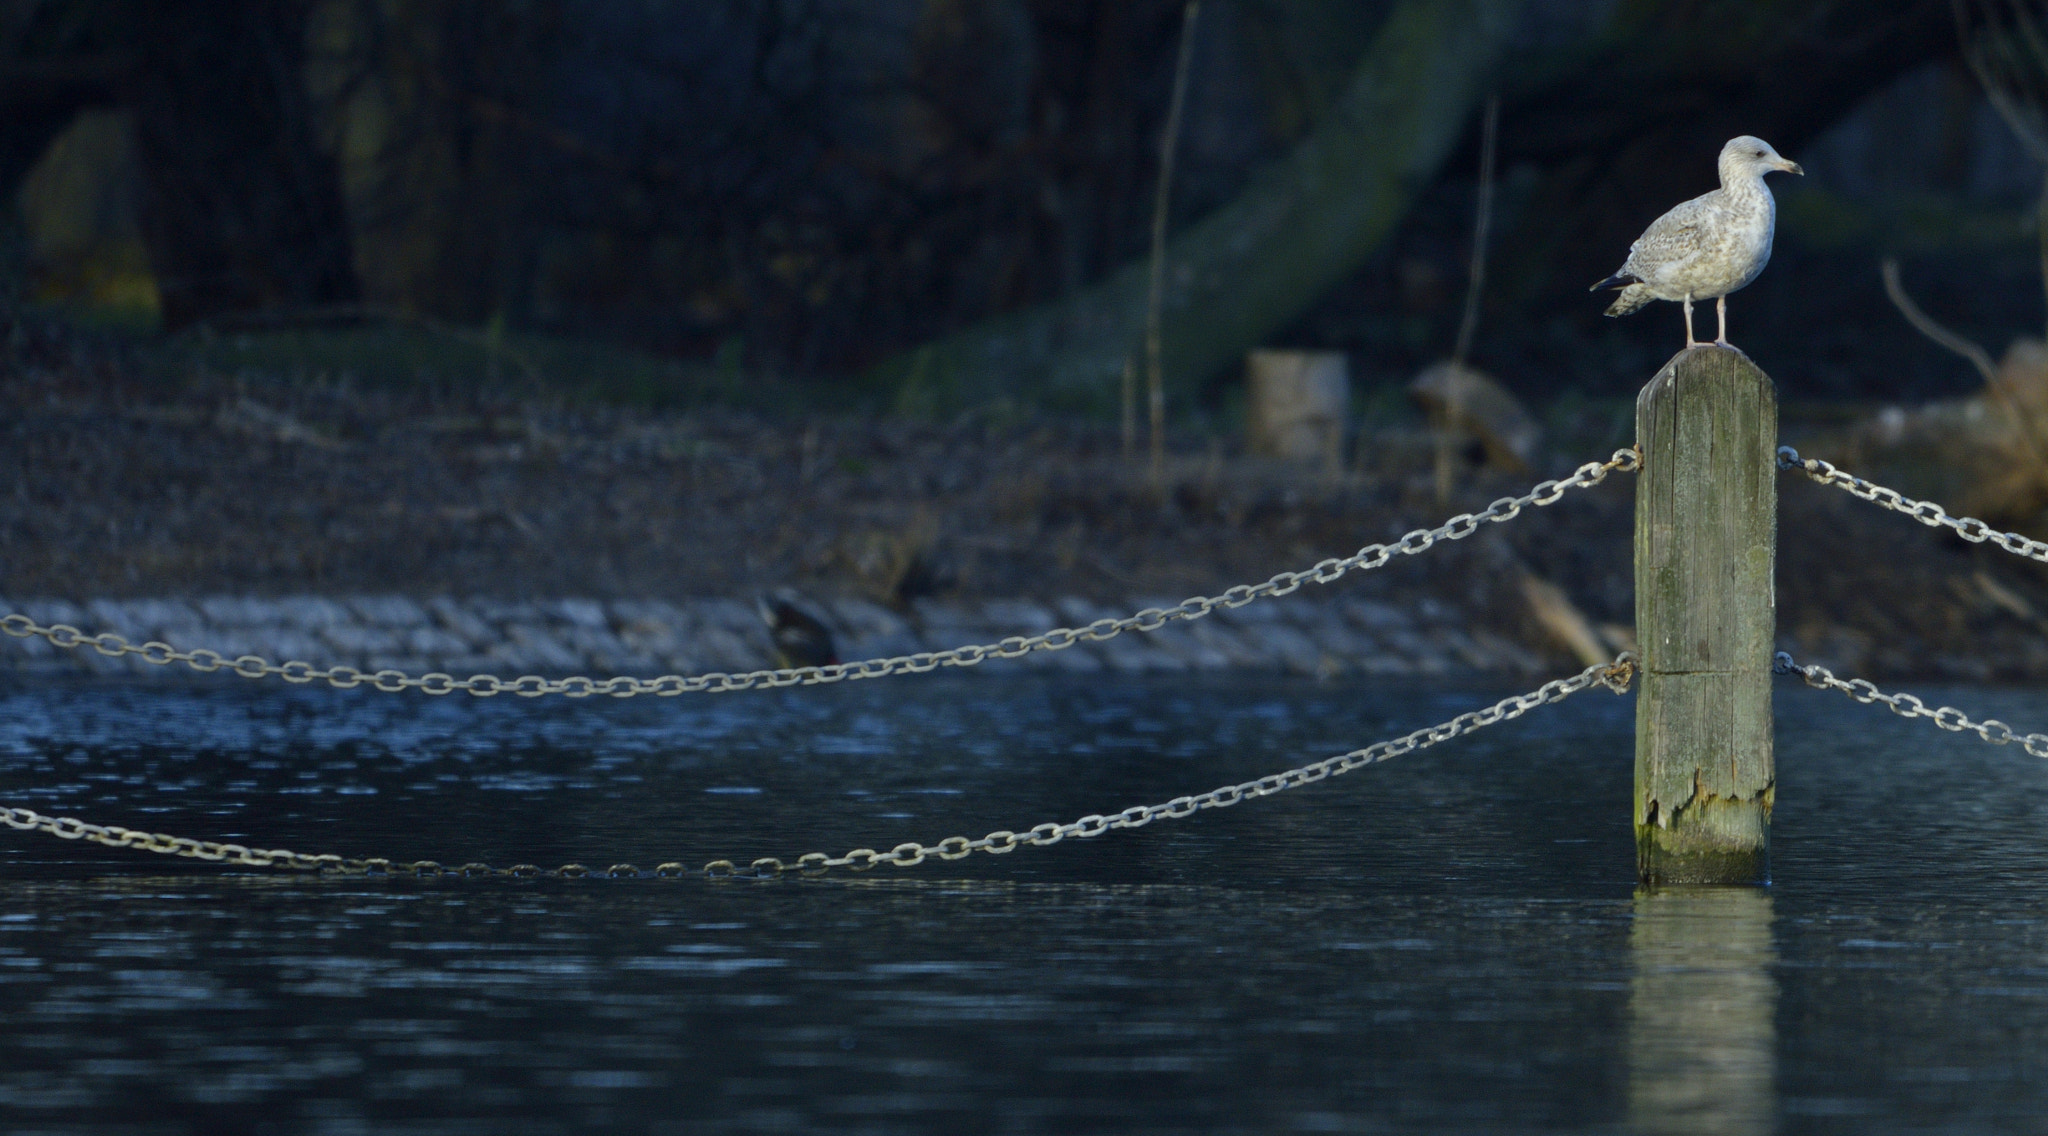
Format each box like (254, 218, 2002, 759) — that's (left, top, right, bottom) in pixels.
(0, 594, 1546, 681)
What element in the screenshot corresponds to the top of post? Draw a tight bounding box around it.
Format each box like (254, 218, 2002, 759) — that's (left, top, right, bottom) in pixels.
(1650, 343, 1771, 385)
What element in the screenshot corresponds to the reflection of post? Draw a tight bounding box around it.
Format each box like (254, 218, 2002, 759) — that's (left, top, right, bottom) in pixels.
(1626, 886, 1777, 1136)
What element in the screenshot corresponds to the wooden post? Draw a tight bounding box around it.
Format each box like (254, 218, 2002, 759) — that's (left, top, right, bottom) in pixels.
(1246, 349, 1349, 468)
(1634, 347, 1776, 884)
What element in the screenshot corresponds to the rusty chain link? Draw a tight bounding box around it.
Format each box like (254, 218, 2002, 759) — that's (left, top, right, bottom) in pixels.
(1, 449, 1638, 698)
(1774, 651, 2048, 758)
(2, 655, 1638, 879)
(1777, 445, 2048, 565)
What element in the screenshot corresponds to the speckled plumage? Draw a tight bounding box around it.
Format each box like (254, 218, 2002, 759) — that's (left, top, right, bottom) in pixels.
(1592, 136, 1803, 348)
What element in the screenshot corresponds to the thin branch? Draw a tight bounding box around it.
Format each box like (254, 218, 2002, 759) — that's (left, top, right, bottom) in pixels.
(1883, 257, 2048, 466)
(1956, 0, 2048, 163)
(1451, 94, 1499, 368)
(1954, 0, 2048, 339)
(2037, 175, 2048, 344)
(1121, 355, 1137, 457)
(1147, 0, 1200, 487)
(1881, 257, 1997, 384)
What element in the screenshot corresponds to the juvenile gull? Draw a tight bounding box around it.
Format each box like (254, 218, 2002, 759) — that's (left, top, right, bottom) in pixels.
(1591, 136, 1803, 349)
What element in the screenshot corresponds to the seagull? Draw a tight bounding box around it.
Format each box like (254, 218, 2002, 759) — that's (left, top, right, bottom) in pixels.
(1591, 136, 1803, 349)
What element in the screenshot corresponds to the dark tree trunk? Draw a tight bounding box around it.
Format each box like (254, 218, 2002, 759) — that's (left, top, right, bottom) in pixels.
(869, 0, 1956, 411)
(868, 0, 1522, 414)
(121, 1, 358, 329)
(307, 0, 563, 325)
(0, 52, 128, 201)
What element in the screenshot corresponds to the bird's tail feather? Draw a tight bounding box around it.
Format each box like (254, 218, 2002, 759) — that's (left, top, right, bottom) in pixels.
(1603, 283, 1655, 317)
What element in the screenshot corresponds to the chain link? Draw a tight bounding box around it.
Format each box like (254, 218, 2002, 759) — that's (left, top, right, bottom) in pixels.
(1, 449, 1638, 698)
(705, 653, 1639, 878)
(1773, 651, 2048, 757)
(0, 804, 658, 878)
(0, 806, 346, 870)
(1777, 445, 2048, 565)
(2, 655, 1638, 879)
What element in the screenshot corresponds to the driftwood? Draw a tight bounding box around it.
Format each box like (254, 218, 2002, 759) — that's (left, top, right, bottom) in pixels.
(1408, 360, 1540, 472)
(1519, 574, 1607, 669)
(1831, 338, 2048, 524)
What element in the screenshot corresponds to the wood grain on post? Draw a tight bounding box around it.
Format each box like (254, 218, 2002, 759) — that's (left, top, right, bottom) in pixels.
(1634, 347, 1777, 884)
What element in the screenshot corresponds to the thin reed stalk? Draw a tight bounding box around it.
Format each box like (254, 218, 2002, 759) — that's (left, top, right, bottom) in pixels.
(1147, 0, 1200, 487)
(1452, 95, 1499, 368)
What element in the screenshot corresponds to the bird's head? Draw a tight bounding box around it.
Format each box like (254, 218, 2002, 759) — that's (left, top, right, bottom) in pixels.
(1721, 136, 1804, 181)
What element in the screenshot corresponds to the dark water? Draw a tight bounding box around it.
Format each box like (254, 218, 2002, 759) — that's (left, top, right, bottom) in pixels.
(3, 669, 2048, 1134)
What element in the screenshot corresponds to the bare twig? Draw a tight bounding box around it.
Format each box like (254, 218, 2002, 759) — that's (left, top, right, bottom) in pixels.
(2038, 178, 2048, 342)
(1954, 0, 2048, 339)
(1437, 94, 1501, 505)
(1147, 0, 1200, 488)
(1956, 0, 2048, 162)
(1881, 258, 1998, 384)
(1883, 257, 2048, 464)
(1452, 95, 1500, 368)
(1432, 408, 1457, 506)
(1121, 356, 1137, 458)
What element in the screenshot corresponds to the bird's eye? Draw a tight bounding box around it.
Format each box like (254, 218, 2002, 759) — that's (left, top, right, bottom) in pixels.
(1754, 150, 1765, 157)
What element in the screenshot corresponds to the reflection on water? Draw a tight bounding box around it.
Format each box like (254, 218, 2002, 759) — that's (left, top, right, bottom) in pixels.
(1627, 887, 1776, 1135)
(1, 671, 2048, 1132)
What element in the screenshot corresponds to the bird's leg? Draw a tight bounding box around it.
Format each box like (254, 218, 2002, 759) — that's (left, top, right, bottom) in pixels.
(1682, 296, 1697, 348)
(1715, 295, 1729, 346)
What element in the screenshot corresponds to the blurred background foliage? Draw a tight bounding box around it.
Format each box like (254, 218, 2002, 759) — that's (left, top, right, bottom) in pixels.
(1, 0, 2039, 412)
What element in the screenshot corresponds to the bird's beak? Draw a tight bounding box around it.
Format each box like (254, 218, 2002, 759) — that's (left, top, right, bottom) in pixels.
(1774, 157, 1804, 176)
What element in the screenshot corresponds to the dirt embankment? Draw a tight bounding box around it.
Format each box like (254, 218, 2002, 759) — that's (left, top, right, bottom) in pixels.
(2, 317, 2044, 683)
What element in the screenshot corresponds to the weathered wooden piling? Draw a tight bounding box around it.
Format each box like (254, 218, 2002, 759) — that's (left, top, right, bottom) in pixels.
(1634, 347, 1777, 884)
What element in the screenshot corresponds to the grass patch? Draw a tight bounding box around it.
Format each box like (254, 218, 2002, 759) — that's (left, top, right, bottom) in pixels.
(151, 319, 886, 415)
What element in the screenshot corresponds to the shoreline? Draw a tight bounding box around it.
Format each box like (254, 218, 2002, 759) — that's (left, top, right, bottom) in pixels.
(10, 344, 2048, 688)
(0, 591, 1551, 683)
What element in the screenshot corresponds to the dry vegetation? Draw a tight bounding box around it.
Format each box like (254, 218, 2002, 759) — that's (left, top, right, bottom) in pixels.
(7, 313, 2048, 681)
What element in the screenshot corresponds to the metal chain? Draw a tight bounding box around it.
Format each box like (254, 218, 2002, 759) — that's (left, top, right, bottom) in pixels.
(0, 449, 1638, 698)
(1777, 445, 2048, 565)
(1773, 651, 2048, 758)
(0, 806, 347, 871)
(2, 655, 1639, 879)
(0, 804, 633, 877)
(708, 653, 1638, 878)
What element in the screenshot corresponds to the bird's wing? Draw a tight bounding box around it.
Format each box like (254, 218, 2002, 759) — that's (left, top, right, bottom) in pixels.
(1622, 195, 1717, 278)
